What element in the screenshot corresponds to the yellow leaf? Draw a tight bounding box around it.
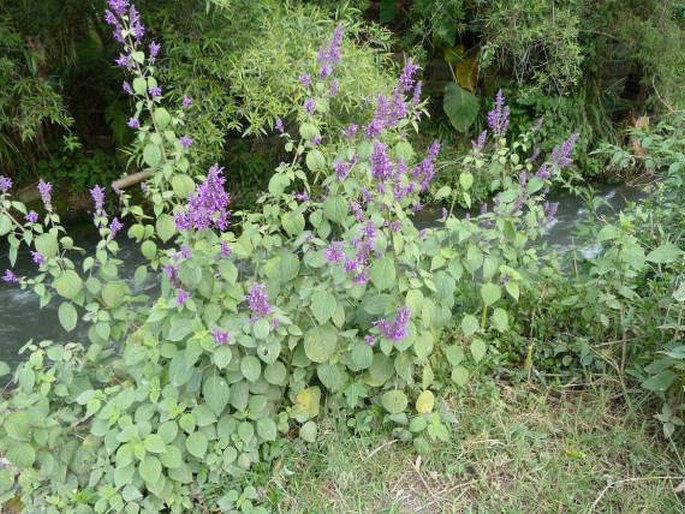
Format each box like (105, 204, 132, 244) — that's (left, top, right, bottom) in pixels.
(415, 390, 435, 414)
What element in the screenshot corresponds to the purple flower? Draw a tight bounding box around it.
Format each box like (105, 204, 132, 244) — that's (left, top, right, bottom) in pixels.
(2, 269, 18, 283)
(364, 335, 377, 346)
(370, 142, 393, 180)
(115, 53, 131, 69)
(149, 41, 161, 59)
(0, 175, 12, 193)
(411, 80, 423, 106)
(304, 98, 316, 114)
(333, 159, 353, 180)
(212, 328, 231, 345)
(180, 136, 193, 148)
(411, 140, 440, 192)
(544, 201, 559, 220)
(219, 241, 232, 257)
(148, 85, 162, 97)
(325, 241, 345, 263)
(107, 0, 129, 16)
(471, 130, 487, 153)
(375, 306, 411, 341)
(342, 124, 358, 138)
(247, 283, 273, 318)
(550, 133, 579, 169)
(31, 251, 45, 265)
(127, 118, 140, 129)
(398, 59, 420, 93)
(109, 217, 123, 238)
(37, 179, 52, 207)
(25, 211, 38, 223)
(329, 79, 339, 96)
(317, 25, 343, 77)
(122, 81, 133, 95)
(487, 89, 510, 137)
(176, 288, 190, 306)
(275, 118, 284, 133)
(182, 96, 193, 108)
(293, 191, 310, 202)
(311, 135, 322, 146)
(90, 185, 106, 212)
(174, 165, 231, 232)
(179, 244, 192, 259)
(535, 164, 551, 180)
(299, 72, 311, 87)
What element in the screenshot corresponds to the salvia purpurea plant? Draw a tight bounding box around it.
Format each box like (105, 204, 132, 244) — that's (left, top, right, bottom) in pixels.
(0, 1, 578, 511)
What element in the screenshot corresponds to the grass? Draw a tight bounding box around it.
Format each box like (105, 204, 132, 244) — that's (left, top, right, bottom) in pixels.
(260, 381, 684, 513)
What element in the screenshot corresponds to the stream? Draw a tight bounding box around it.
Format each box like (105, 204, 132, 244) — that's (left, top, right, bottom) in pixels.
(0, 184, 642, 367)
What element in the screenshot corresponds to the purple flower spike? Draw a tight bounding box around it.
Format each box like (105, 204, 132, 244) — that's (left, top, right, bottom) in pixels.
(31, 251, 45, 265)
(275, 118, 284, 133)
(176, 288, 190, 306)
(109, 217, 123, 238)
(37, 179, 52, 207)
(212, 328, 231, 345)
(375, 306, 411, 341)
(148, 85, 162, 97)
(299, 72, 311, 87)
(247, 283, 273, 319)
(25, 211, 38, 223)
(2, 269, 18, 283)
(182, 95, 193, 108)
(342, 124, 358, 138)
(487, 89, 510, 137)
(471, 130, 487, 153)
(127, 118, 140, 129)
(122, 81, 133, 95)
(174, 165, 231, 232)
(149, 41, 161, 59)
(180, 136, 193, 148)
(90, 185, 106, 212)
(304, 98, 316, 114)
(325, 241, 345, 263)
(0, 175, 12, 193)
(219, 242, 232, 257)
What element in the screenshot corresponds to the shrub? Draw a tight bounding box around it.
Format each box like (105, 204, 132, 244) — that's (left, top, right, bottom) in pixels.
(0, 1, 577, 511)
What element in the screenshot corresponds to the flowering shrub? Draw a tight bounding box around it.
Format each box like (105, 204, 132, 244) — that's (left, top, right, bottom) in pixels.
(0, 2, 575, 511)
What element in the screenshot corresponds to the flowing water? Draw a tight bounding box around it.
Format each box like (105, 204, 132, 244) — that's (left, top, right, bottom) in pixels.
(0, 185, 643, 367)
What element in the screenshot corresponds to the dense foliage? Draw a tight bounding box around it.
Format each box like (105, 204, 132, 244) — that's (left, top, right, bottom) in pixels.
(0, 1, 683, 512)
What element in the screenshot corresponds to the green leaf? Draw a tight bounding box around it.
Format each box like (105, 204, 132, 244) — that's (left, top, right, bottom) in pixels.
(53, 270, 83, 300)
(139, 456, 162, 484)
(642, 370, 677, 392)
(141, 240, 157, 260)
(240, 355, 261, 382)
(5, 412, 30, 441)
(505, 281, 520, 301)
(480, 283, 502, 306)
(304, 324, 338, 363)
(161, 446, 183, 469)
(306, 149, 326, 172)
(349, 344, 373, 371)
(143, 144, 162, 168)
(213, 346, 233, 369)
(299, 122, 319, 140)
(102, 281, 129, 308)
(451, 365, 469, 386)
(370, 257, 396, 291)
(323, 197, 346, 224)
(155, 214, 176, 243)
(35, 232, 58, 258)
(185, 431, 208, 458)
(264, 362, 287, 385)
(382, 390, 408, 414)
(158, 421, 178, 445)
(143, 434, 166, 454)
(172, 174, 196, 199)
(58, 301, 78, 332)
(443, 82, 479, 132)
(445, 345, 464, 367)
(415, 390, 435, 414)
(203, 375, 230, 416)
(459, 172, 474, 191)
(0, 214, 11, 236)
(434, 186, 452, 200)
(168, 318, 194, 342)
(299, 421, 317, 442)
(281, 211, 305, 237)
(461, 314, 479, 336)
(646, 243, 683, 264)
(317, 363, 348, 392)
(311, 290, 336, 324)
(5, 442, 36, 470)
(256, 418, 277, 441)
(470, 339, 487, 363)
(153, 108, 171, 130)
(491, 308, 509, 332)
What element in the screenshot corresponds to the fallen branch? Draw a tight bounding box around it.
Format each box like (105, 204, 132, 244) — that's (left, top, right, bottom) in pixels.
(588, 476, 685, 512)
(111, 170, 153, 191)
